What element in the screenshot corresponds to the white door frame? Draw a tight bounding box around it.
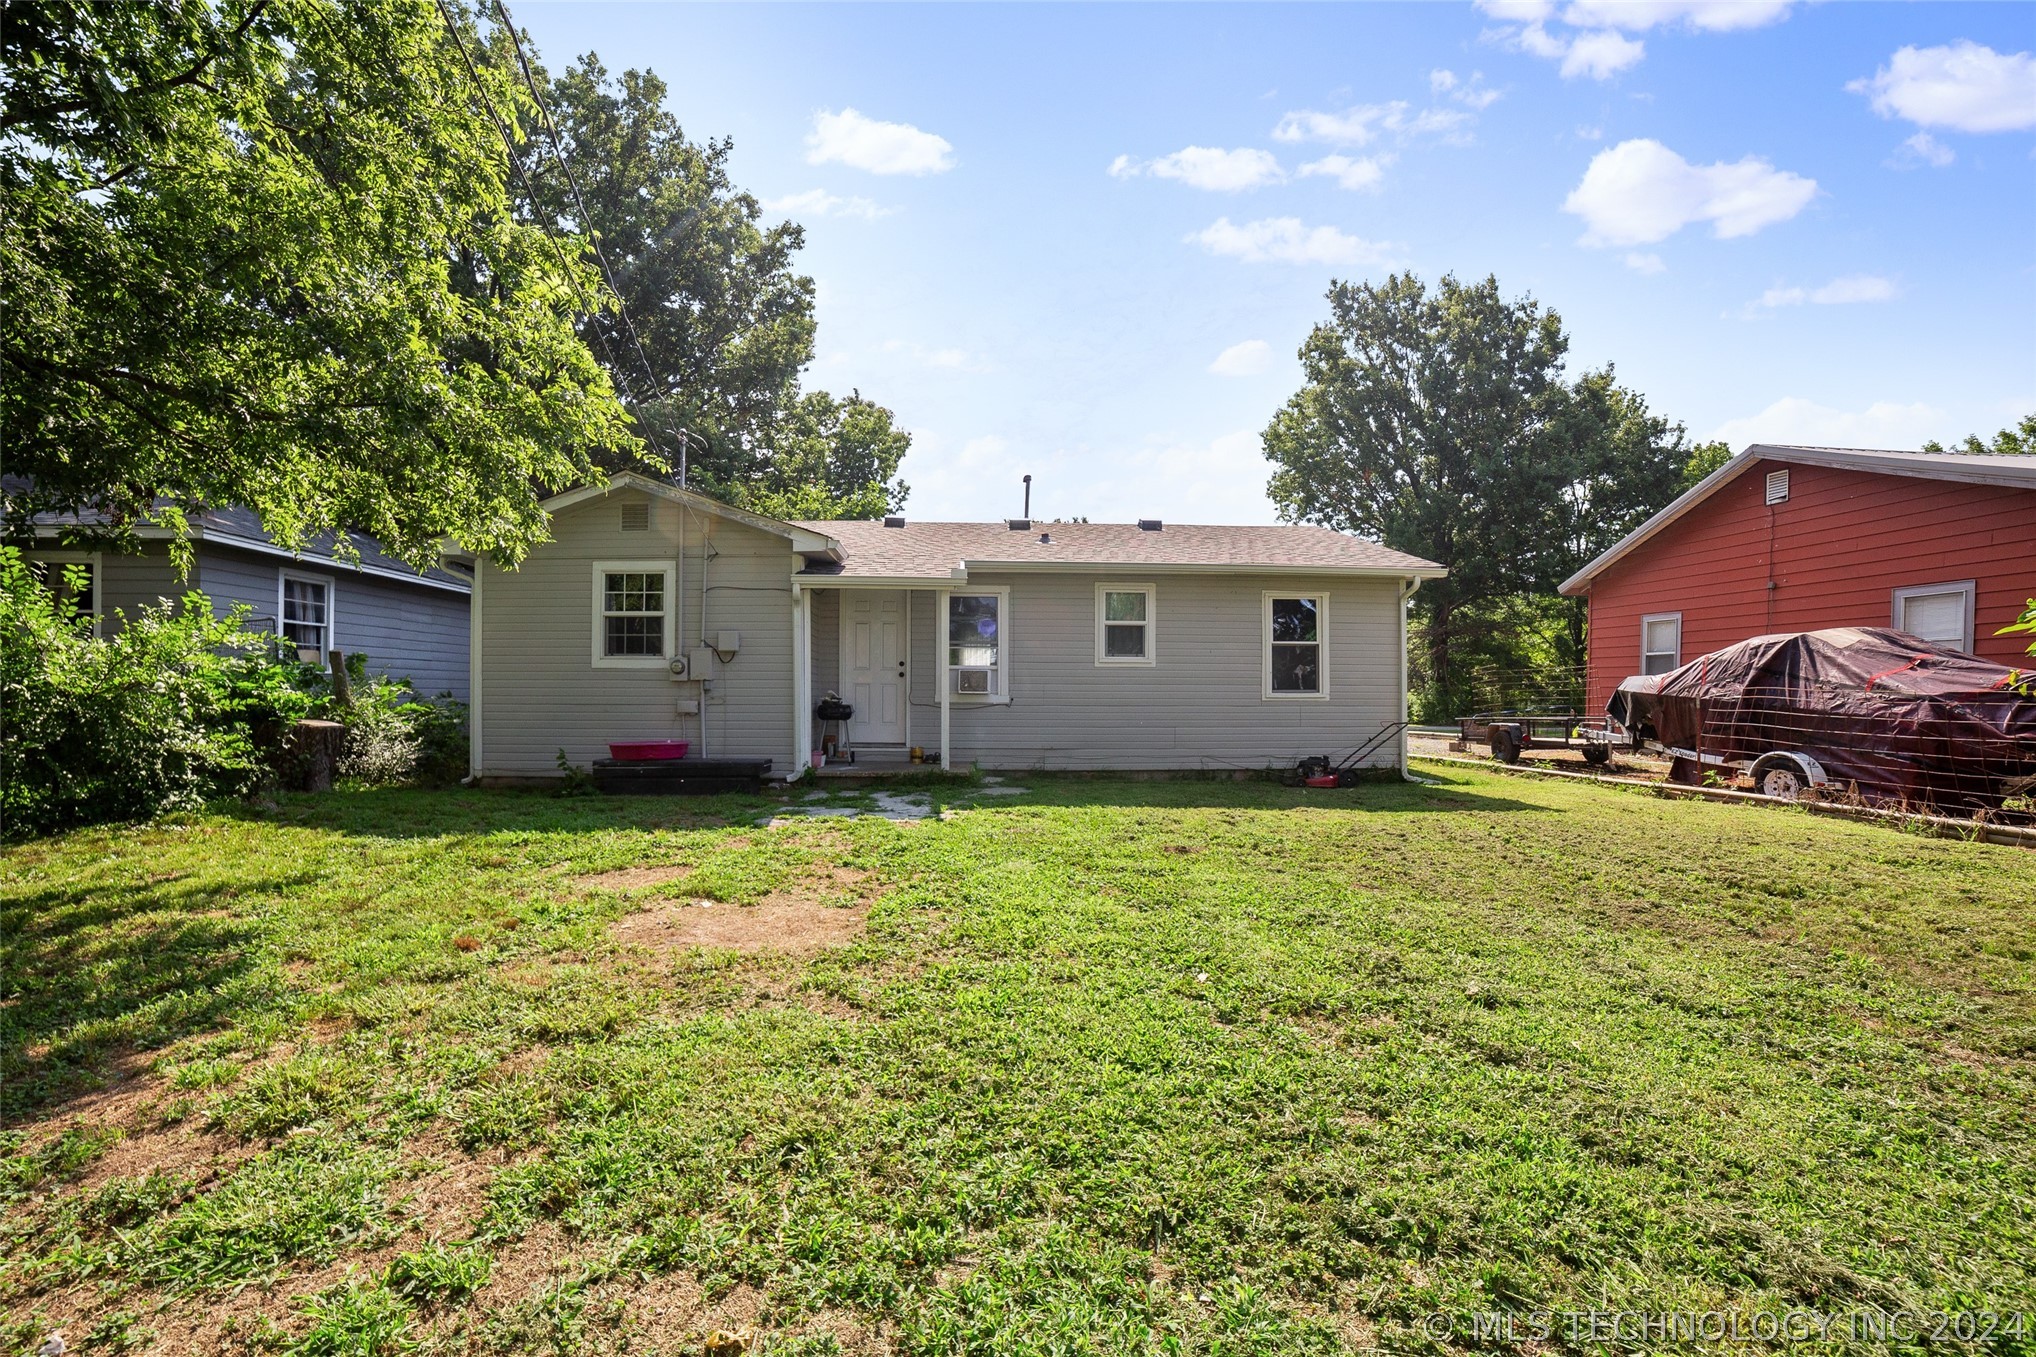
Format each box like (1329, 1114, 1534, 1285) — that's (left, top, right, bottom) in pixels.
(838, 587, 910, 746)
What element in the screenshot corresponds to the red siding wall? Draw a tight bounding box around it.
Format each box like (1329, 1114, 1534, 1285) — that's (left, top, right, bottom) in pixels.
(1582, 459, 2036, 711)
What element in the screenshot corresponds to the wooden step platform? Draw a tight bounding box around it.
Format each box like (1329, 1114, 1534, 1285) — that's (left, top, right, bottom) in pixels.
(591, 757, 772, 796)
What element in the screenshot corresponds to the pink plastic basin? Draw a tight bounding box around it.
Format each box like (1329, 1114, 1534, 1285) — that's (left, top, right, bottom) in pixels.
(608, 740, 690, 762)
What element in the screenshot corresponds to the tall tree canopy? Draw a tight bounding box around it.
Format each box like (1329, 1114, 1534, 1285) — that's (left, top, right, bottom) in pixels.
(1924, 413, 2035, 458)
(500, 46, 909, 519)
(1, 0, 634, 568)
(1262, 272, 1691, 713)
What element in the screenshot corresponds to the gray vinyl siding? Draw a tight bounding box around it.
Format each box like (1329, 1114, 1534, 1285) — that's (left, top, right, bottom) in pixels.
(476, 490, 799, 777)
(886, 572, 1405, 772)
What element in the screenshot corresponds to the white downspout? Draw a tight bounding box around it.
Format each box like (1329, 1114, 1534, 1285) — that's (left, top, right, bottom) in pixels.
(1399, 576, 1423, 780)
(698, 529, 713, 758)
(937, 587, 951, 771)
(675, 500, 688, 746)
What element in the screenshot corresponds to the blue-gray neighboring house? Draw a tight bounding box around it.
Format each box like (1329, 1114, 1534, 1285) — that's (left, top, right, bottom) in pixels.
(15, 503, 471, 700)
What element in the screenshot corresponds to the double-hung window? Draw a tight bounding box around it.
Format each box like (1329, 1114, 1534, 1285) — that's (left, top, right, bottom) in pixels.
(948, 589, 1008, 698)
(592, 562, 672, 667)
(280, 574, 331, 660)
(1095, 584, 1155, 665)
(1264, 594, 1327, 698)
(1640, 613, 1682, 675)
(1892, 581, 1974, 653)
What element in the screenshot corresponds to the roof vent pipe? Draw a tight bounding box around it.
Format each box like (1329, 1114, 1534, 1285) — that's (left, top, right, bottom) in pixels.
(1023, 473, 1032, 520)
(1138, 518, 1163, 532)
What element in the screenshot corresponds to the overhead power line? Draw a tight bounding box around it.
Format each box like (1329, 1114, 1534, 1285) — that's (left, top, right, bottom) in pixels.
(489, 0, 689, 484)
(429, 0, 689, 482)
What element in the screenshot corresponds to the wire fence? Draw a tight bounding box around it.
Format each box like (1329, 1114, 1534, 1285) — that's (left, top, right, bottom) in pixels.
(1451, 664, 1589, 719)
(1623, 683, 2036, 816)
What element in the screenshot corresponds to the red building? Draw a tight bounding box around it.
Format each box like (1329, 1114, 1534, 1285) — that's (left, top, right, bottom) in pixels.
(1560, 444, 2036, 712)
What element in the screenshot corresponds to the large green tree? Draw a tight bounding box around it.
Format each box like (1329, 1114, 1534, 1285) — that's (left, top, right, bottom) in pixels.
(498, 45, 909, 518)
(1262, 272, 1692, 714)
(1, 0, 634, 568)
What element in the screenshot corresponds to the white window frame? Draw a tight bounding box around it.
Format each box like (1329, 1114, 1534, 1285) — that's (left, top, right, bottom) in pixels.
(1094, 582, 1157, 667)
(279, 569, 335, 661)
(29, 550, 103, 637)
(945, 586, 1011, 703)
(1262, 591, 1329, 700)
(1891, 579, 1976, 654)
(591, 560, 674, 669)
(1640, 611, 1682, 676)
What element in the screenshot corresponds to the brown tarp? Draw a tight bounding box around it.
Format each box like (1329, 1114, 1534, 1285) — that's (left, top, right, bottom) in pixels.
(1607, 627, 2036, 809)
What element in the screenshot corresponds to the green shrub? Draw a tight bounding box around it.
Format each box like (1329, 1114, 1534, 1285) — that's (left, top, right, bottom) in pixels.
(0, 547, 299, 838)
(332, 668, 468, 788)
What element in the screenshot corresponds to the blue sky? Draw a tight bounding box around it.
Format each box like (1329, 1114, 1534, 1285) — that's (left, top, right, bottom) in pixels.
(516, 1, 2036, 525)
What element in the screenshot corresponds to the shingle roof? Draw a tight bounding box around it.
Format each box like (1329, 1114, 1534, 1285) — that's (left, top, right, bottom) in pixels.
(792, 518, 1444, 580)
(6, 483, 469, 593)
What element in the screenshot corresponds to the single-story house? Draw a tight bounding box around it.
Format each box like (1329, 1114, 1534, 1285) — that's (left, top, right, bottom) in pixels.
(1560, 443, 2036, 712)
(467, 473, 1445, 780)
(13, 502, 473, 699)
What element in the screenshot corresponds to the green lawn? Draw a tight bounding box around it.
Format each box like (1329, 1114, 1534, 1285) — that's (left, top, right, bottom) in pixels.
(3, 767, 2033, 1356)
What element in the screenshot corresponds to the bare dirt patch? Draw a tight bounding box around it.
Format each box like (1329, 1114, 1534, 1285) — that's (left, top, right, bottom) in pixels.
(573, 863, 695, 892)
(610, 865, 878, 958)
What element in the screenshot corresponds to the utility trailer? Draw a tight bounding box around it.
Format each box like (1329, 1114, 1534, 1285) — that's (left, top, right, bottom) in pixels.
(1459, 708, 1618, 766)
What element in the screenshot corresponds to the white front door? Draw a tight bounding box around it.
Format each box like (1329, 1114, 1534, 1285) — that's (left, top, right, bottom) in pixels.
(842, 590, 907, 745)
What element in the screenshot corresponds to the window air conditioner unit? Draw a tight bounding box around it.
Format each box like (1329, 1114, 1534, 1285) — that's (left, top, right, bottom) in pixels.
(953, 668, 990, 695)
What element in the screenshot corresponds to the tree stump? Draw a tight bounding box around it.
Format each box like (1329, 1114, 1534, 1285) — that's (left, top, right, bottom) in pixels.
(284, 719, 345, 791)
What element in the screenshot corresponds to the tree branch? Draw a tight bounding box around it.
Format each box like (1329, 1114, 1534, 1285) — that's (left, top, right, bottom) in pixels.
(0, 1, 273, 134)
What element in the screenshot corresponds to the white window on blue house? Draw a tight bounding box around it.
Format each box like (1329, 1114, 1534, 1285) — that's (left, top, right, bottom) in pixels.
(280, 574, 331, 660)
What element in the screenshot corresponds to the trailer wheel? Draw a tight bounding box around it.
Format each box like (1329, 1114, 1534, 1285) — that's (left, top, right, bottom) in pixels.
(1580, 744, 1611, 767)
(1751, 755, 1806, 801)
(1489, 728, 1523, 764)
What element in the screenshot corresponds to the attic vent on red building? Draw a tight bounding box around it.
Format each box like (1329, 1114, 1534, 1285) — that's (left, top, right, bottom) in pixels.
(1764, 469, 1790, 506)
(621, 501, 650, 531)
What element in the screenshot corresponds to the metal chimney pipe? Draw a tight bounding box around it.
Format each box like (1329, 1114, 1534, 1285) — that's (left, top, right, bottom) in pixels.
(1023, 474, 1032, 519)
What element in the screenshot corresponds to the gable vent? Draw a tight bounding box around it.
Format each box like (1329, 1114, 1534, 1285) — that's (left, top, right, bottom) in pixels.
(1764, 469, 1790, 506)
(620, 501, 650, 531)
(1138, 518, 1163, 532)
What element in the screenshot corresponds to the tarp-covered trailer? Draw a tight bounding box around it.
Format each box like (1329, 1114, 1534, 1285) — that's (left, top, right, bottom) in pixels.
(1606, 627, 2036, 810)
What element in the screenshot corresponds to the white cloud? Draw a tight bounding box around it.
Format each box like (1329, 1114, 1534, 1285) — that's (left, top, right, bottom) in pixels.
(1501, 22, 1645, 80)
(1188, 216, 1394, 267)
(1208, 339, 1273, 377)
(1561, 0, 1796, 32)
(1849, 41, 2036, 133)
(1577, 123, 1606, 140)
(1623, 252, 1667, 274)
(1272, 102, 1471, 145)
(1111, 146, 1286, 191)
(1477, 0, 1554, 20)
(1562, 138, 1817, 246)
(1095, 430, 1280, 523)
(1561, 29, 1647, 79)
(1891, 131, 1957, 168)
(1431, 68, 1503, 108)
(1710, 397, 1946, 451)
(761, 188, 893, 220)
(1742, 275, 1899, 313)
(805, 108, 955, 175)
(1298, 153, 1394, 191)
